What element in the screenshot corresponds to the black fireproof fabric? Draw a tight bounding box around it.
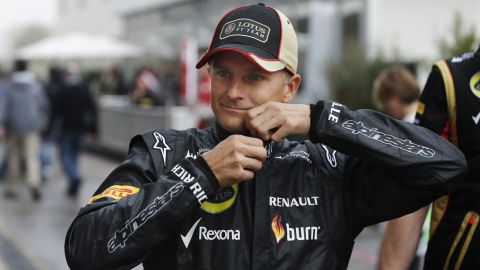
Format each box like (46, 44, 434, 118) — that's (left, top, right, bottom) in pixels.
(418, 49, 480, 270)
(65, 100, 466, 270)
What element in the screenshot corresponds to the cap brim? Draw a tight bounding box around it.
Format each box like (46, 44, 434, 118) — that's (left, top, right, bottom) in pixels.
(196, 43, 285, 73)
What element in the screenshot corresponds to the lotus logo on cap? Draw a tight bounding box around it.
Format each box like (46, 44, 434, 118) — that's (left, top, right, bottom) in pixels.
(219, 18, 271, 43)
(224, 23, 236, 35)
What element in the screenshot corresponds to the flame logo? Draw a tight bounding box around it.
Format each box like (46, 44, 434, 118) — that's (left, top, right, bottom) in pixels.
(271, 214, 285, 244)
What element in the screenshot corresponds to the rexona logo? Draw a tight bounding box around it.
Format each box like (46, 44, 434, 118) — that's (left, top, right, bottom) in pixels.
(181, 218, 241, 248)
(271, 214, 321, 244)
(199, 227, 240, 241)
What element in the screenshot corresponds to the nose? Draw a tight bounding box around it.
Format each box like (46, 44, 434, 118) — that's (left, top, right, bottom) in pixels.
(226, 78, 245, 99)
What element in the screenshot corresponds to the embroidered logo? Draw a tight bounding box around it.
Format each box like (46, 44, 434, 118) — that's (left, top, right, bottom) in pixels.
(219, 18, 270, 43)
(321, 144, 337, 168)
(153, 132, 171, 165)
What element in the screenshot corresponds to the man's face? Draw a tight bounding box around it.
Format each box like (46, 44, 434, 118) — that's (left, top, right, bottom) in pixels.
(209, 51, 296, 134)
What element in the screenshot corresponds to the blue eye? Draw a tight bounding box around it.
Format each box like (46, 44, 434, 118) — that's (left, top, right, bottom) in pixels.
(248, 74, 264, 81)
(216, 70, 231, 78)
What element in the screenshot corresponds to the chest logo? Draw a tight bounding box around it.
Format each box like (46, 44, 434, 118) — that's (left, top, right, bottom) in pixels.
(272, 214, 286, 243)
(473, 112, 480, 125)
(271, 214, 321, 244)
(181, 218, 202, 248)
(471, 71, 480, 99)
(201, 184, 238, 214)
(153, 132, 171, 165)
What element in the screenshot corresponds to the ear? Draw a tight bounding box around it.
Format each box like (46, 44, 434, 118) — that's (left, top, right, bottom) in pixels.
(283, 74, 302, 103)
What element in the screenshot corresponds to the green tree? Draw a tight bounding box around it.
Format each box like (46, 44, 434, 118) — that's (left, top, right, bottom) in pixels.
(438, 12, 478, 58)
(328, 39, 393, 110)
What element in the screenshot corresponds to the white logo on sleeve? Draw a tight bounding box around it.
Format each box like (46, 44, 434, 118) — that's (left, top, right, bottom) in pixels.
(321, 145, 337, 168)
(181, 218, 202, 248)
(185, 150, 197, 159)
(328, 102, 343, 123)
(473, 112, 480, 125)
(153, 132, 171, 164)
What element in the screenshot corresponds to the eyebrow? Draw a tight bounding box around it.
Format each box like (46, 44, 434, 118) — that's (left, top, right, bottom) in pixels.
(212, 61, 268, 75)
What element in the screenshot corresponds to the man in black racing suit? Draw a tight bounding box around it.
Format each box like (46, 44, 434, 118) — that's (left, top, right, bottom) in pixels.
(64, 4, 466, 270)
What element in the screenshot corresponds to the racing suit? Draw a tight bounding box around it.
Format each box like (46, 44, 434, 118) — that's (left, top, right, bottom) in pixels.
(65, 100, 466, 270)
(418, 49, 480, 269)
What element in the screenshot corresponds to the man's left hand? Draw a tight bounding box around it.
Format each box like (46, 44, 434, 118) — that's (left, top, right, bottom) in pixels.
(246, 101, 310, 142)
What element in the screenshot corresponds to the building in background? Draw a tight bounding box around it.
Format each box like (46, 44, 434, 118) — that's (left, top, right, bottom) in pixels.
(115, 0, 480, 100)
(55, 0, 123, 37)
(1, 0, 479, 99)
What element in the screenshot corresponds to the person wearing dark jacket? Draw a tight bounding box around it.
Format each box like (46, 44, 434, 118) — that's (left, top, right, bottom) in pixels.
(380, 47, 480, 270)
(65, 4, 466, 270)
(54, 65, 96, 197)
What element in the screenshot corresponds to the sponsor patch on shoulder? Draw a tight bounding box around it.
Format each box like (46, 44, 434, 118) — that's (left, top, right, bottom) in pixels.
(416, 101, 425, 115)
(88, 185, 140, 204)
(470, 71, 480, 99)
(153, 132, 171, 165)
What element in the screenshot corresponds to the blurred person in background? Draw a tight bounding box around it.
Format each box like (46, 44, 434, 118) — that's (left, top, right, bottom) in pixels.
(160, 63, 180, 105)
(372, 66, 421, 122)
(65, 4, 466, 269)
(54, 64, 97, 197)
(0, 59, 47, 201)
(0, 68, 7, 180)
(40, 66, 65, 182)
(131, 69, 164, 108)
(380, 46, 480, 270)
(101, 66, 126, 95)
(372, 66, 426, 270)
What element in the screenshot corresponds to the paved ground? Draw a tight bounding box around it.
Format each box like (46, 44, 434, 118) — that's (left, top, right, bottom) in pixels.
(0, 151, 383, 270)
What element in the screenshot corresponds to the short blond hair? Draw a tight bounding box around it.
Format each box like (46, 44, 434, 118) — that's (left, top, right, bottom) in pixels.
(372, 66, 420, 109)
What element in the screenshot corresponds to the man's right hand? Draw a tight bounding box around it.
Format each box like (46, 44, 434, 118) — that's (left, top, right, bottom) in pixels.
(202, 135, 267, 188)
(0, 128, 5, 141)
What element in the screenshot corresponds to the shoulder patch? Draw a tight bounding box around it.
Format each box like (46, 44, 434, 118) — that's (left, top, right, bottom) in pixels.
(470, 71, 480, 99)
(416, 101, 425, 115)
(153, 132, 172, 164)
(321, 144, 337, 168)
(88, 185, 140, 204)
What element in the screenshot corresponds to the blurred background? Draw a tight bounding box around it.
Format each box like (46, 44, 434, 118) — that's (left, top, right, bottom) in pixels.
(0, 0, 478, 269)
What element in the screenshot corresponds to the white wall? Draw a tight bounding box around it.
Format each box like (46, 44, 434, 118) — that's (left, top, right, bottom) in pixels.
(365, 0, 480, 62)
(55, 0, 123, 37)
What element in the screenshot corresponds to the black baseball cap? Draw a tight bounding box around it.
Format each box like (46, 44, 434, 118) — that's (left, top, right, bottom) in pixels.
(196, 3, 298, 74)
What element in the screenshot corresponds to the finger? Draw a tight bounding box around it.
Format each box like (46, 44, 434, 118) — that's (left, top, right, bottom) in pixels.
(247, 108, 279, 140)
(246, 102, 268, 121)
(256, 114, 285, 140)
(246, 103, 270, 138)
(246, 121, 259, 139)
(240, 144, 267, 161)
(235, 135, 264, 147)
(241, 156, 263, 172)
(271, 124, 290, 142)
(238, 169, 255, 182)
